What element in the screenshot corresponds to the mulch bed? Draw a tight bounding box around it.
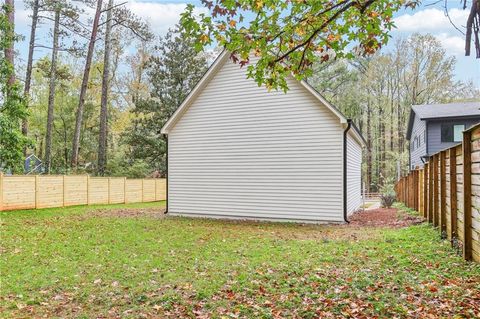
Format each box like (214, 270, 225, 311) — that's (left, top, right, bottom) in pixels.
(348, 208, 424, 228)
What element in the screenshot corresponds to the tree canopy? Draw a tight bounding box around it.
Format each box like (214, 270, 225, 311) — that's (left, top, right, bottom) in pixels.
(180, 0, 478, 91)
(0, 2, 30, 173)
(180, 0, 421, 91)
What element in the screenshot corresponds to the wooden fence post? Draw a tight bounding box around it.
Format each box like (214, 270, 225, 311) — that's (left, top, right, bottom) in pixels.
(405, 175, 407, 205)
(154, 178, 158, 201)
(449, 147, 457, 240)
(35, 175, 39, 209)
(401, 177, 404, 203)
(423, 163, 428, 219)
(409, 174, 413, 208)
(420, 169, 424, 214)
(108, 177, 111, 204)
(428, 160, 435, 223)
(124, 177, 127, 204)
(463, 130, 473, 261)
(412, 171, 416, 210)
(87, 175, 90, 205)
(433, 154, 440, 227)
(440, 151, 447, 236)
(416, 170, 420, 211)
(404, 176, 407, 206)
(62, 175, 66, 207)
(405, 176, 408, 205)
(0, 172, 3, 212)
(401, 177, 403, 203)
(411, 173, 414, 209)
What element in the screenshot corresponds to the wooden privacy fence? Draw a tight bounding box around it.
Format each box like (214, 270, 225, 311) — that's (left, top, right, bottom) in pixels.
(395, 123, 480, 263)
(0, 174, 166, 211)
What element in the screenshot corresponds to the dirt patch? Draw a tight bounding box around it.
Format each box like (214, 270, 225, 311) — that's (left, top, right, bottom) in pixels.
(84, 207, 166, 219)
(348, 208, 424, 228)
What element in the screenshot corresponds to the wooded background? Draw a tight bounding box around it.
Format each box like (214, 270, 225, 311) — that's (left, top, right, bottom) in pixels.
(1, 1, 479, 193)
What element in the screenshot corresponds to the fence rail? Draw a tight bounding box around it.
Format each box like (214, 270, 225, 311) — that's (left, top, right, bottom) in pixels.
(396, 123, 480, 263)
(0, 174, 166, 211)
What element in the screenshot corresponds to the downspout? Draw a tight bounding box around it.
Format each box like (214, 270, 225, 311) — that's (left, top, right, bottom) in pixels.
(343, 119, 352, 223)
(163, 134, 168, 214)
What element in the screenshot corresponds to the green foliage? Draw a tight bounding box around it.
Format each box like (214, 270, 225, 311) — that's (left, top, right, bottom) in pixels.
(180, 0, 419, 91)
(28, 57, 91, 173)
(124, 28, 208, 176)
(105, 153, 151, 178)
(0, 3, 30, 173)
(2, 204, 480, 317)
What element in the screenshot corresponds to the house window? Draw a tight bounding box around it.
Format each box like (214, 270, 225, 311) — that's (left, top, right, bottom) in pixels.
(453, 125, 465, 142)
(441, 124, 465, 143)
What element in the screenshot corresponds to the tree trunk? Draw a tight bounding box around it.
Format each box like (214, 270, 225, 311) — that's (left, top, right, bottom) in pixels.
(22, 0, 40, 143)
(97, 0, 114, 176)
(4, 0, 15, 88)
(44, 8, 61, 174)
(378, 101, 385, 186)
(389, 80, 395, 153)
(71, 0, 103, 170)
(366, 99, 372, 193)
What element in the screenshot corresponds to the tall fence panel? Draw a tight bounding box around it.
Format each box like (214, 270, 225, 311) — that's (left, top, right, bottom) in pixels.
(396, 123, 480, 263)
(1, 176, 36, 210)
(0, 175, 166, 212)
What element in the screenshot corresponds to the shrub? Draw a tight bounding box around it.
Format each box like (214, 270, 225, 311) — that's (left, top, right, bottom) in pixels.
(381, 193, 396, 208)
(380, 180, 396, 208)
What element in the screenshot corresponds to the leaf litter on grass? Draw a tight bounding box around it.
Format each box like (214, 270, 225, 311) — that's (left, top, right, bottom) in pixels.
(1, 205, 479, 318)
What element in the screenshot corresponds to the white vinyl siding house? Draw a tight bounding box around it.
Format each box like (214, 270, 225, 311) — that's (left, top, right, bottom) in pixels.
(347, 133, 362, 214)
(161, 52, 365, 223)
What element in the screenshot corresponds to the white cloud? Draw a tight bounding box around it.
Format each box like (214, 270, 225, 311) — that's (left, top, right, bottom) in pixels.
(435, 33, 466, 56)
(125, 1, 208, 35)
(394, 8, 468, 33)
(14, 1, 32, 33)
(392, 8, 471, 57)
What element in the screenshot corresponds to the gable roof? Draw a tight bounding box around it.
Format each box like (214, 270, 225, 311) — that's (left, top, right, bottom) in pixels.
(406, 101, 480, 140)
(161, 50, 365, 146)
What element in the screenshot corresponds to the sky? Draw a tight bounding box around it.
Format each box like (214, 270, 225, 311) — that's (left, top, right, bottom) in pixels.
(12, 0, 480, 87)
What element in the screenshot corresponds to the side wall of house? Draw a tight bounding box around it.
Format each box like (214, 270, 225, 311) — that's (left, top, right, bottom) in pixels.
(410, 114, 427, 170)
(347, 132, 362, 214)
(427, 118, 480, 155)
(168, 59, 345, 222)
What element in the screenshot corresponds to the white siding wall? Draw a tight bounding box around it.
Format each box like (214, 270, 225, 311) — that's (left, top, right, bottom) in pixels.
(346, 133, 362, 214)
(168, 58, 345, 222)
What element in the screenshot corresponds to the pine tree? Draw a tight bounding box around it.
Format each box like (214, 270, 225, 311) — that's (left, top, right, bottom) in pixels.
(124, 28, 208, 176)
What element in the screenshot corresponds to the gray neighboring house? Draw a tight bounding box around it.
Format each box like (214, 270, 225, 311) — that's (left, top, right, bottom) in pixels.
(406, 101, 480, 170)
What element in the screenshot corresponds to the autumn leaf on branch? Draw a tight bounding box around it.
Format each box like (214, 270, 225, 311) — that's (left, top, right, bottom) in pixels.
(180, 0, 421, 91)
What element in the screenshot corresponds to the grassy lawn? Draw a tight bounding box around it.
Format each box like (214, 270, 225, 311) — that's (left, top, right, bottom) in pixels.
(1, 202, 479, 318)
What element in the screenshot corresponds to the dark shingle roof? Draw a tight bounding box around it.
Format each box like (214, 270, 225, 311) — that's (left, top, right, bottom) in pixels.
(412, 101, 480, 119)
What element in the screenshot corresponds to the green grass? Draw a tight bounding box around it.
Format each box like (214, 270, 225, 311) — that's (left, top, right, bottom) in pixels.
(1, 202, 479, 318)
